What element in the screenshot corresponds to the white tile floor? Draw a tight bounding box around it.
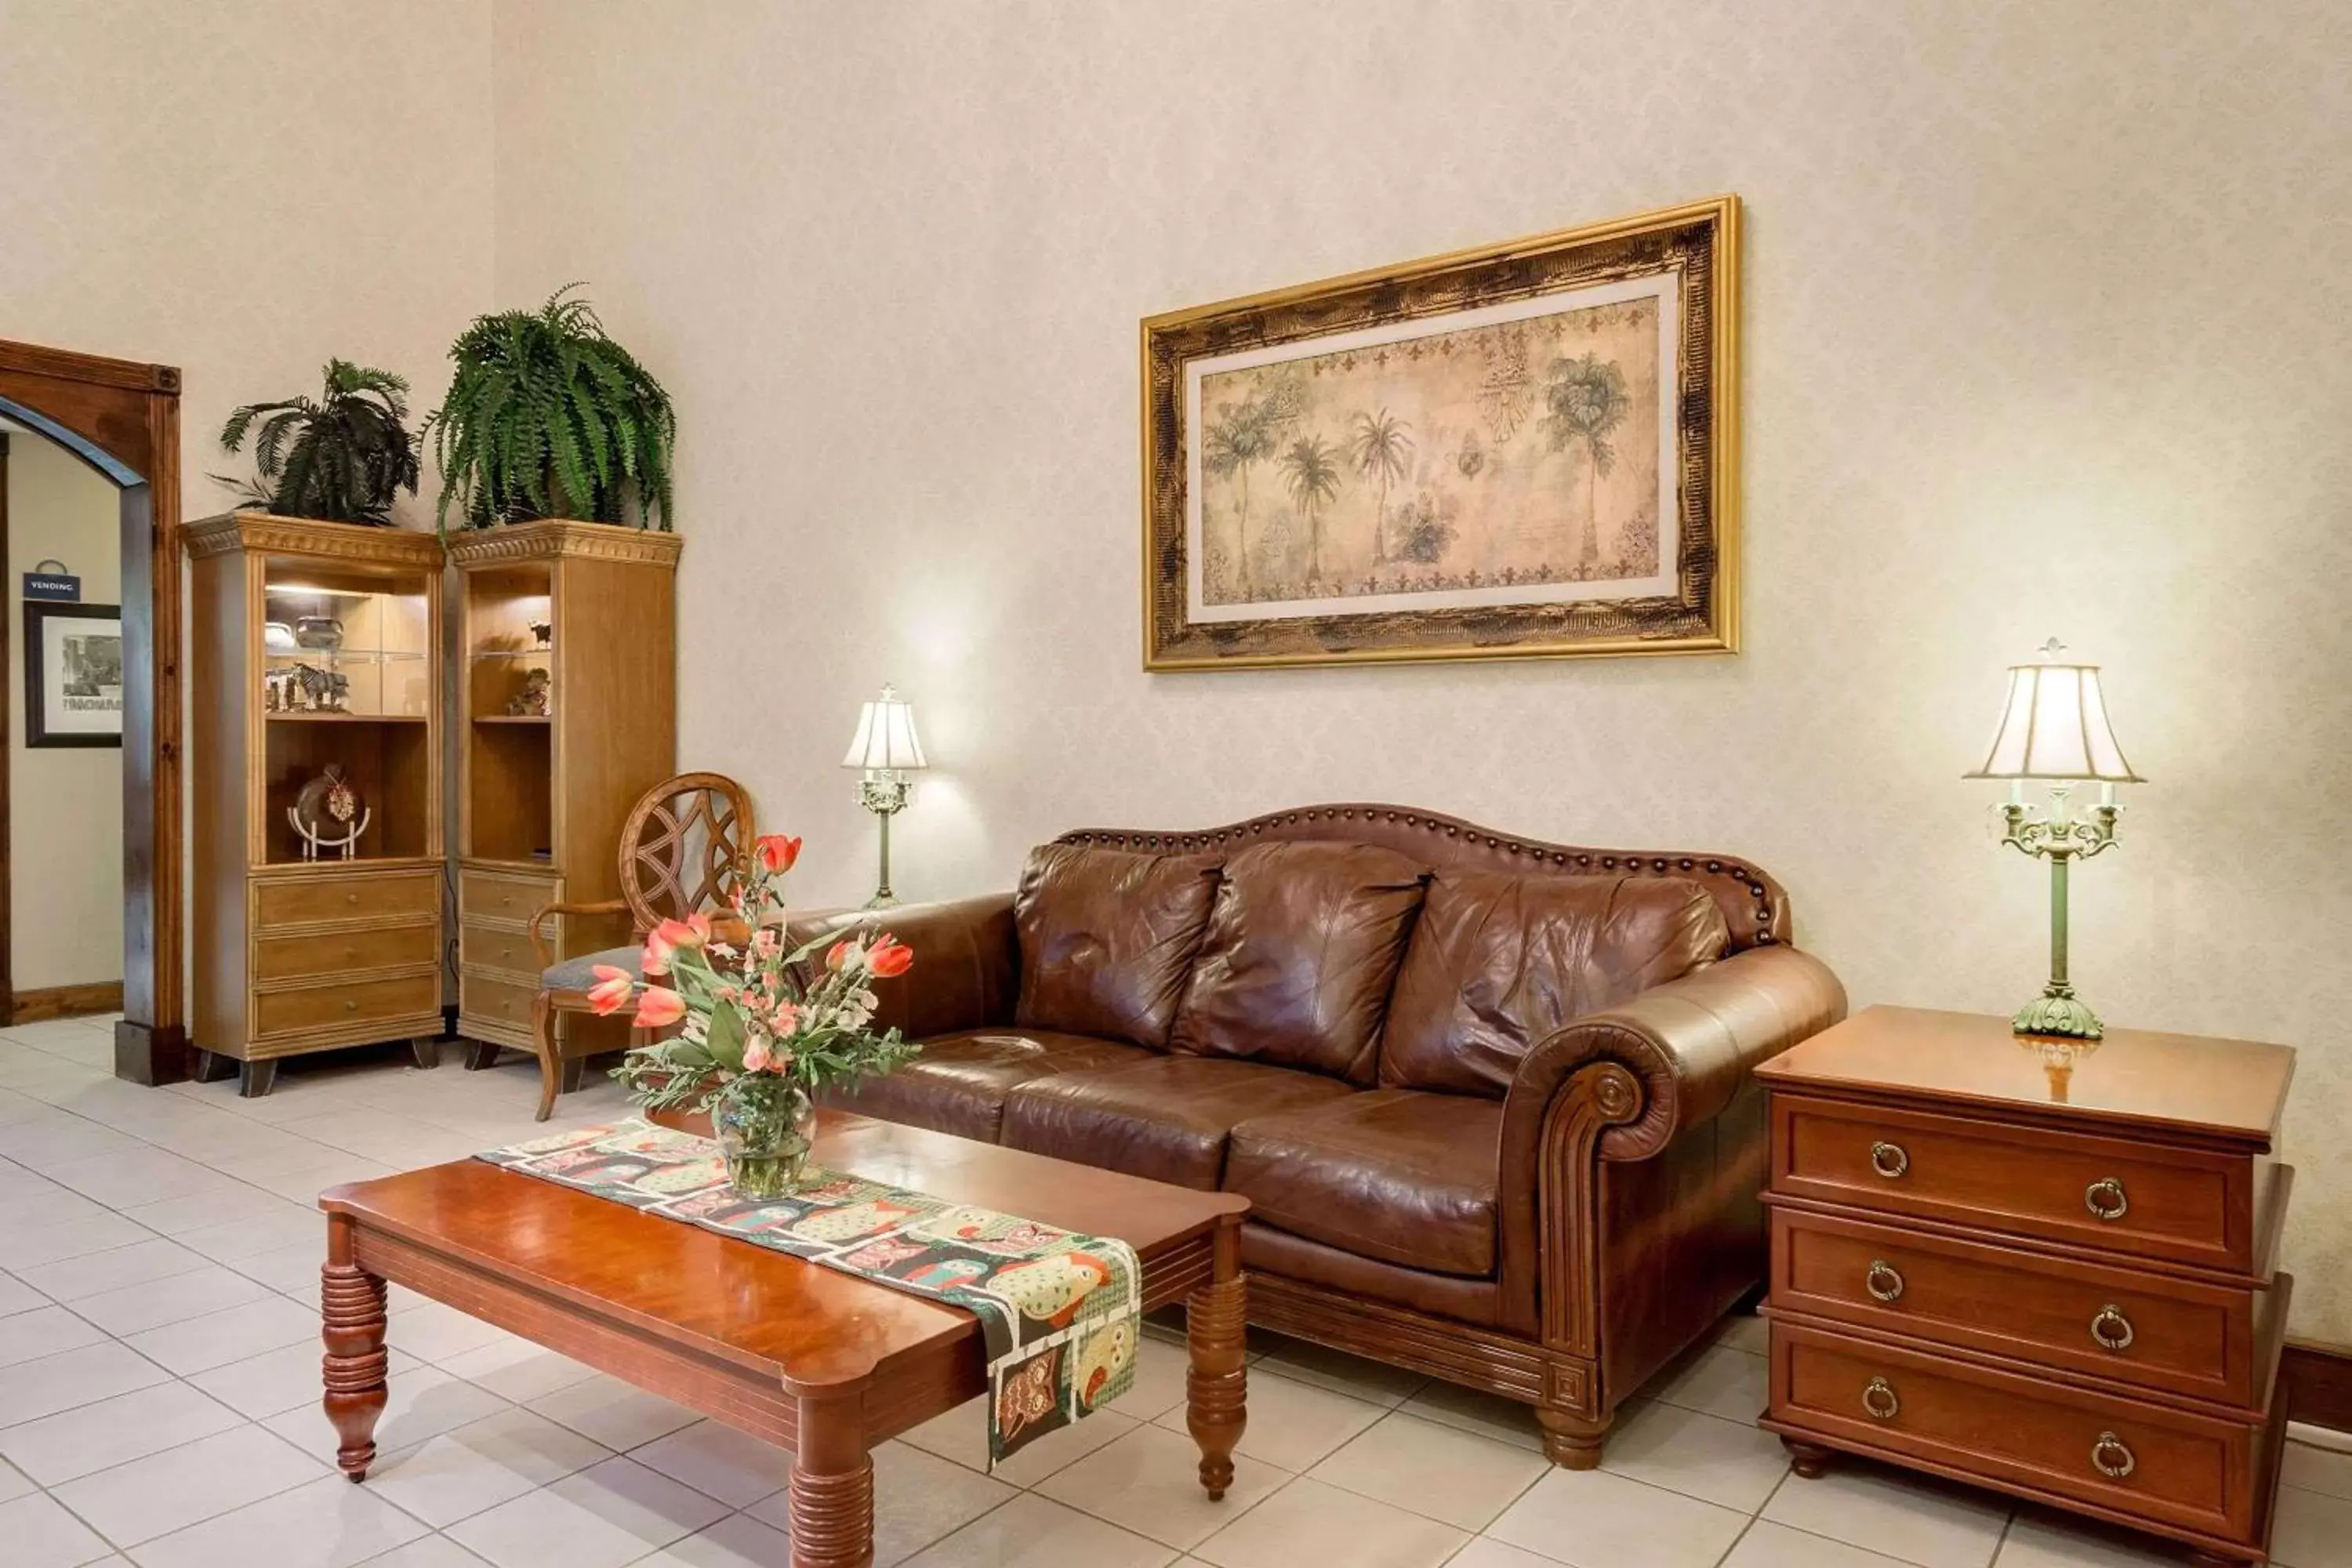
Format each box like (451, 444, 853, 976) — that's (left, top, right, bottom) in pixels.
(0, 1013, 2343, 1567)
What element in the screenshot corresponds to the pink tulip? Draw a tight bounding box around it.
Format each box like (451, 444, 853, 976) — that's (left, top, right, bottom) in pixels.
(826, 938, 853, 972)
(634, 985, 687, 1029)
(867, 935, 913, 978)
(586, 964, 635, 1016)
(754, 833, 803, 874)
(644, 914, 710, 976)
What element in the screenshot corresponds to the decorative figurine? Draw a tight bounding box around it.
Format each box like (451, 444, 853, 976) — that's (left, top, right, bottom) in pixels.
(263, 662, 351, 713)
(507, 666, 552, 716)
(289, 764, 369, 859)
(528, 619, 553, 649)
(264, 621, 298, 652)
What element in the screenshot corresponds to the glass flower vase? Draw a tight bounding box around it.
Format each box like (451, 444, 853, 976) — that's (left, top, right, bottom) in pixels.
(712, 1076, 815, 1200)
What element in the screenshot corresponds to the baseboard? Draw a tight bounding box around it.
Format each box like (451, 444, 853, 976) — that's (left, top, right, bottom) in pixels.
(2285, 1339, 2352, 1436)
(12, 982, 124, 1023)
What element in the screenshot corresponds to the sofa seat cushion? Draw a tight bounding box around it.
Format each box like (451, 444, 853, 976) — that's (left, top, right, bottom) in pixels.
(1168, 840, 1429, 1085)
(822, 1028, 1149, 1143)
(1013, 843, 1224, 1048)
(1241, 1221, 1505, 1328)
(1380, 870, 1732, 1098)
(1226, 1090, 1502, 1277)
(1000, 1055, 1355, 1189)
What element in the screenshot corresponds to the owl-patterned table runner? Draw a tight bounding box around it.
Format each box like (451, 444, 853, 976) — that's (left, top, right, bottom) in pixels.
(477, 1120, 1139, 1464)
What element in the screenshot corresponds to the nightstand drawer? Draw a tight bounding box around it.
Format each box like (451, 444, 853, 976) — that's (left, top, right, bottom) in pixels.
(255, 924, 439, 984)
(1772, 1094, 2254, 1273)
(1771, 1320, 2257, 1543)
(460, 919, 551, 982)
(1769, 1207, 2262, 1407)
(255, 974, 440, 1040)
(255, 870, 438, 930)
(461, 971, 542, 1033)
(460, 869, 561, 924)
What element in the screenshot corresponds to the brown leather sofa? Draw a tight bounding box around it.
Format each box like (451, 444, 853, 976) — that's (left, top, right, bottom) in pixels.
(799, 805, 1845, 1466)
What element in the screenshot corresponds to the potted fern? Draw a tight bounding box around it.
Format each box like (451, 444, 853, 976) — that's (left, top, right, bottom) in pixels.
(214, 361, 422, 525)
(428, 285, 677, 531)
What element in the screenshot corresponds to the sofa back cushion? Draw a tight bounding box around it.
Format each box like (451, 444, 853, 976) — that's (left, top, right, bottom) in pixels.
(1379, 870, 1730, 1098)
(1167, 840, 1428, 1084)
(1013, 843, 1224, 1049)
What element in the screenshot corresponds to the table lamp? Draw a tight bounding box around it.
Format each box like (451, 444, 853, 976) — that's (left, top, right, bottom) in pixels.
(1964, 640, 2144, 1040)
(842, 683, 927, 907)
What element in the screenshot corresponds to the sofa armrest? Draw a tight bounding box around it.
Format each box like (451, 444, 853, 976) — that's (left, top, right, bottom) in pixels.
(1501, 945, 1847, 1171)
(785, 893, 1019, 1039)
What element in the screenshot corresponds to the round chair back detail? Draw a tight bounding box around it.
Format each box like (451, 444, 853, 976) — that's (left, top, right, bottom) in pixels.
(618, 771, 757, 932)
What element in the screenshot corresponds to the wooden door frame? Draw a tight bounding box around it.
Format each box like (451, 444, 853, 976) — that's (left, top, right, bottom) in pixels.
(0, 339, 185, 1084)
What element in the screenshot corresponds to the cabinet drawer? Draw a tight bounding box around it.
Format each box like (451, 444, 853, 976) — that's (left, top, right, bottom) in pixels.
(255, 924, 439, 984)
(254, 974, 440, 1040)
(255, 870, 438, 930)
(462, 971, 543, 1034)
(1772, 1094, 2254, 1272)
(460, 869, 560, 924)
(1770, 1319, 2258, 1542)
(1769, 1207, 2260, 1408)
(460, 919, 551, 982)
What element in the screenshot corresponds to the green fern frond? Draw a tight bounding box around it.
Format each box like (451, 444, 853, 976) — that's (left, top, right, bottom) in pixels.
(423, 284, 676, 532)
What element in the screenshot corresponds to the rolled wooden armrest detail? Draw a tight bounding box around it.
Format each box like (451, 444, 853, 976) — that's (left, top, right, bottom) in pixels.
(1503, 945, 1847, 1169)
(783, 893, 1019, 1036)
(524, 898, 630, 973)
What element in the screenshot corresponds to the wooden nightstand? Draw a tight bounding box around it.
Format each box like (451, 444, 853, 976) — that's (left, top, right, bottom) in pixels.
(1757, 1006, 2295, 1566)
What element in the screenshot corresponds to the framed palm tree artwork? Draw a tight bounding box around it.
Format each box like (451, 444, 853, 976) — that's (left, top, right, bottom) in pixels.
(1142, 196, 1739, 670)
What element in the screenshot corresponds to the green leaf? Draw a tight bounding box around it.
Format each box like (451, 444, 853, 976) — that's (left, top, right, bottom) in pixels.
(705, 998, 746, 1071)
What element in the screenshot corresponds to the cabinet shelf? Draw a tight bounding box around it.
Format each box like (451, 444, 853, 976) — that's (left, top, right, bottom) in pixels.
(473, 714, 550, 725)
(267, 649, 427, 663)
(470, 647, 555, 660)
(267, 712, 430, 724)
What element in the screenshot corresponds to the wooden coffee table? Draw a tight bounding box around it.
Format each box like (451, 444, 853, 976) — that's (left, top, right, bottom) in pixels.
(317, 1110, 1250, 1568)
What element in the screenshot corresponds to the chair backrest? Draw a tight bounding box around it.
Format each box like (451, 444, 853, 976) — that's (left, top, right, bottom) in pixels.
(616, 771, 757, 933)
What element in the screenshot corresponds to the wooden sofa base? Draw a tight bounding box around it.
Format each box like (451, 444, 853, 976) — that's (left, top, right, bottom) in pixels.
(1245, 1269, 1610, 1466)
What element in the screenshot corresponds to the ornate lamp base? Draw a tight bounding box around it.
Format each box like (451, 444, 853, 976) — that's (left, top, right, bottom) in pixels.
(2014, 985, 2103, 1041)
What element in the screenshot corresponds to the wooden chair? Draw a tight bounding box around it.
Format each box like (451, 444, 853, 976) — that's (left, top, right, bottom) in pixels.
(520, 771, 755, 1120)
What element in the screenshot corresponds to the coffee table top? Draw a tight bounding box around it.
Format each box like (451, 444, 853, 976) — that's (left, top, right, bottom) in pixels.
(321, 1109, 1247, 1390)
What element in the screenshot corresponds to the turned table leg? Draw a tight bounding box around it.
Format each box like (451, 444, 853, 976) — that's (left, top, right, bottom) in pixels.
(1186, 1217, 1247, 1501)
(788, 1385, 874, 1568)
(320, 1214, 389, 1479)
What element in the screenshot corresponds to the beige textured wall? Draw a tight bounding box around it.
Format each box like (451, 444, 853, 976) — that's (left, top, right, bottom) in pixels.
(5, 437, 123, 989)
(0, 0, 493, 528)
(557, 1, 2338, 1340)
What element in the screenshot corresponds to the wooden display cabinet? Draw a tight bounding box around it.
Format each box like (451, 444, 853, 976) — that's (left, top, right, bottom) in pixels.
(447, 521, 678, 1062)
(183, 514, 447, 1096)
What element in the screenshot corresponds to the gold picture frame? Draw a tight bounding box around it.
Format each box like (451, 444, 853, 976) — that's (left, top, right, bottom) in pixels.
(1142, 196, 1739, 671)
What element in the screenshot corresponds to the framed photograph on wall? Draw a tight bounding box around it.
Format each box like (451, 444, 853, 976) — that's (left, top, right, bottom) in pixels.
(24, 601, 123, 748)
(1142, 196, 1739, 670)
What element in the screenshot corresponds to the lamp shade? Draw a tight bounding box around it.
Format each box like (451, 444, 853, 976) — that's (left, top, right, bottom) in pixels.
(841, 684, 927, 771)
(1964, 661, 2143, 782)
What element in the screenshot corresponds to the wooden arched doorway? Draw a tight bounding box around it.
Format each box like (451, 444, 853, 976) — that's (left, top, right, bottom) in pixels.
(0, 339, 185, 1083)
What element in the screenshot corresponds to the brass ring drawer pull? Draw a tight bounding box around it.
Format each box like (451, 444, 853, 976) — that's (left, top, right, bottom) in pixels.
(1862, 1377, 1900, 1421)
(2092, 1305, 2135, 1352)
(2092, 1431, 2136, 1479)
(2085, 1178, 2129, 1221)
(1870, 1142, 1909, 1179)
(1865, 1260, 1905, 1302)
